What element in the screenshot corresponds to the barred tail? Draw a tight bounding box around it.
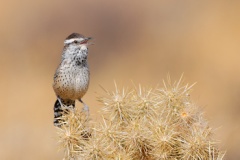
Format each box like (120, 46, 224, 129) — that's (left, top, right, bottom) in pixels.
(53, 98, 75, 127)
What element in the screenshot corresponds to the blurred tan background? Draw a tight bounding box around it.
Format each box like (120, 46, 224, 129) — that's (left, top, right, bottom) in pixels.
(1, 0, 240, 159)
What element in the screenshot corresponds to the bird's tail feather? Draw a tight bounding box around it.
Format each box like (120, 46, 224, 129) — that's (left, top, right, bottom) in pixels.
(53, 98, 75, 127)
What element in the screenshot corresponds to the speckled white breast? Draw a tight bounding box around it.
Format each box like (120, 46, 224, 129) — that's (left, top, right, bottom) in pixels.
(74, 66, 90, 99)
(53, 60, 90, 100)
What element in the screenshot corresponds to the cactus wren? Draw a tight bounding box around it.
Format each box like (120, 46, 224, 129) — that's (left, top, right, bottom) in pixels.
(53, 33, 92, 126)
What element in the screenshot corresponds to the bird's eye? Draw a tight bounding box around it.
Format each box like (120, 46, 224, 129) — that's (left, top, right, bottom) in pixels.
(73, 40, 78, 44)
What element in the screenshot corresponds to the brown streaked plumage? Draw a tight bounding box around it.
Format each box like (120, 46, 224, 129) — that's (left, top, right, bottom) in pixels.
(53, 33, 92, 126)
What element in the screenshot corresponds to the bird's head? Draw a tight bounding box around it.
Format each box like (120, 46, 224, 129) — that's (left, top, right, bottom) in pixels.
(64, 33, 92, 48)
(62, 33, 93, 59)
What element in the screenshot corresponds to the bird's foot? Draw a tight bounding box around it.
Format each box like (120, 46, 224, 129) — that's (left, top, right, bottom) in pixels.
(57, 97, 65, 107)
(79, 99, 90, 119)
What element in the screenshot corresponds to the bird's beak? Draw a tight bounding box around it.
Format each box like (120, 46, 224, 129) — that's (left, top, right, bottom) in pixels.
(80, 37, 94, 45)
(86, 37, 92, 41)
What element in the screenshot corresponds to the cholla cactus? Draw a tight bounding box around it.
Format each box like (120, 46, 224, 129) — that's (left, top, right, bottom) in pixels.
(56, 77, 225, 160)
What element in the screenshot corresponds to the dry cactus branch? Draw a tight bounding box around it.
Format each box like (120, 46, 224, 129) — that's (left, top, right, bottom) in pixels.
(56, 77, 225, 160)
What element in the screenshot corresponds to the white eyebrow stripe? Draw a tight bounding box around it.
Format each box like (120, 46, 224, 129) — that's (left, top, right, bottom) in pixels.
(64, 38, 81, 44)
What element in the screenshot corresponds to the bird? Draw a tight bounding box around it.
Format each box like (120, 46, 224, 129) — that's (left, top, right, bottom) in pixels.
(52, 33, 92, 126)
